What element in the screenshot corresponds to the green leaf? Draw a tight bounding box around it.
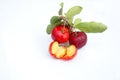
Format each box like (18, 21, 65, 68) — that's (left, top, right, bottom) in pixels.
(67, 17, 73, 24)
(60, 2, 64, 8)
(73, 18, 82, 26)
(59, 8, 63, 15)
(59, 2, 64, 15)
(46, 22, 62, 34)
(65, 6, 82, 24)
(50, 16, 61, 25)
(46, 24, 54, 34)
(65, 6, 82, 19)
(75, 22, 107, 33)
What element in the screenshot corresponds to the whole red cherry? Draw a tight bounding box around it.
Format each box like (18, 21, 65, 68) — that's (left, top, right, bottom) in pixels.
(69, 31, 87, 49)
(51, 25, 69, 43)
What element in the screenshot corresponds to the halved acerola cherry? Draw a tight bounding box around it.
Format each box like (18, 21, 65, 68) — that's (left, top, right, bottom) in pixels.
(49, 41, 77, 60)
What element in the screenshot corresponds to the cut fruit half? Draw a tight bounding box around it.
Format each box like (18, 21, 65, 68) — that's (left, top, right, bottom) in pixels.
(49, 41, 77, 60)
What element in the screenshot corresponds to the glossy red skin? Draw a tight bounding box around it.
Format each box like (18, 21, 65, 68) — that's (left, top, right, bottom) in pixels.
(69, 31, 87, 49)
(51, 25, 69, 43)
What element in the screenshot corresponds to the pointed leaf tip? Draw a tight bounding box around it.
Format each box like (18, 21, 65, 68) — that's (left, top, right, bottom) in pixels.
(60, 2, 64, 7)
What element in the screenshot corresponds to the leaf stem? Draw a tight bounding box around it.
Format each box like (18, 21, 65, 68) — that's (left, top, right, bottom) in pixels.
(59, 16, 73, 28)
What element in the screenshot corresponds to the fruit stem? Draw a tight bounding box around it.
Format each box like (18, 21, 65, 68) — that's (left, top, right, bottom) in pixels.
(74, 31, 78, 36)
(62, 28, 65, 33)
(59, 41, 69, 47)
(59, 16, 73, 28)
(66, 41, 70, 47)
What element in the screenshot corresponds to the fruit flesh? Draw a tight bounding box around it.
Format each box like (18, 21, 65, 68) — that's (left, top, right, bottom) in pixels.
(49, 41, 77, 60)
(62, 45, 77, 60)
(66, 45, 76, 57)
(50, 41, 66, 58)
(55, 47, 66, 58)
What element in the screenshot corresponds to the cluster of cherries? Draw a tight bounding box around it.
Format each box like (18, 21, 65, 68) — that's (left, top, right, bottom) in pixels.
(49, 23, 87, 60)
(47, 2, 107, 60)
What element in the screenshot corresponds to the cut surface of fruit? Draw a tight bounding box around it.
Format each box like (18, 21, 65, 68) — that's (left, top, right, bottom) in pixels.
(49, 41, 66, 58)
(62, 45, 77, 60)
(66, 45, 77, 57)
(49, 41, 77, 60)
(55, 47, 66, 58)
(50, 41, 59, 54)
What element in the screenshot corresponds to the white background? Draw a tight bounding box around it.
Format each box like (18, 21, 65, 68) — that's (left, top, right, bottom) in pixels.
(0, 0, 120, 80)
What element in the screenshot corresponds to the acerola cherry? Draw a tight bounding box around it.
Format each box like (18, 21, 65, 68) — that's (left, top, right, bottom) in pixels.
(49, 41, 77, 60)
(69, 31, 87, 49)
(51, 25, 69, 43)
